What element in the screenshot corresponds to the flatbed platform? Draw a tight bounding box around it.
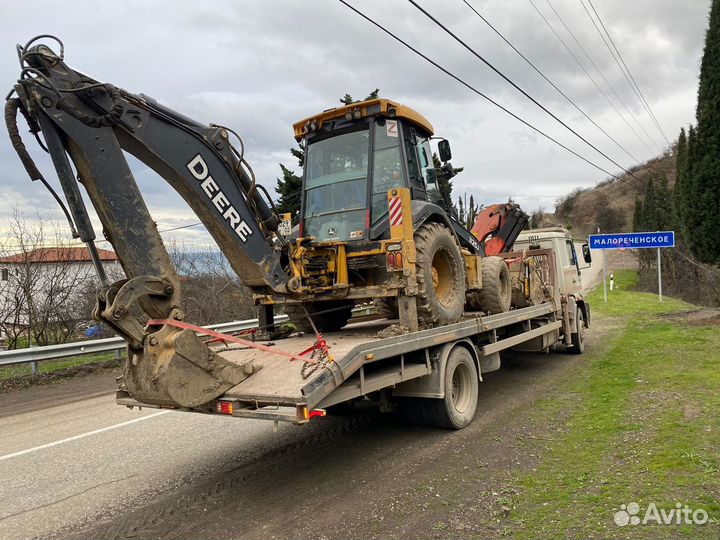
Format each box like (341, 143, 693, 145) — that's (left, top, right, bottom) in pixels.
(118, 302, 562, 423)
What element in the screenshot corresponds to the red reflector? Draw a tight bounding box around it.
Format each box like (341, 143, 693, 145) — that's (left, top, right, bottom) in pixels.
(309, 409, 326, 419)
(298, 220, 304, 238)
(388, 253, 395, 267)
(216, 401, 234, 415)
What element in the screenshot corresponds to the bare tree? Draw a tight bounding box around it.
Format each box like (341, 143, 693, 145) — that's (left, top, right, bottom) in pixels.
(0, 210, 109, 347)
(166, 241, 255, 325)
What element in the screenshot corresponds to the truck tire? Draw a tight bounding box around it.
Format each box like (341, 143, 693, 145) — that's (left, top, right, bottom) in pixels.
(474, 256, 511, 314)
(569, 307, 585, 354)
(375, 297, 398, 320)
(424, 346, 479, 429)
(284, 300, 353, 333)
(414, 222, 466, 326)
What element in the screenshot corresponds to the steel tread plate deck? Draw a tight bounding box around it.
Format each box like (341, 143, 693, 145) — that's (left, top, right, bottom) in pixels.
(220, 302, 556, 410)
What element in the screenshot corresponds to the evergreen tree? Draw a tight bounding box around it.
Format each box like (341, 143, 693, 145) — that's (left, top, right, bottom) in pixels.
(642, 178, 658, 230)
(686, 0, 720, 263)
(655, 175, 673, 231)
(365, 88, 380, 100)
(632, 197, 644, 232)
(275, 143, 304, 217)
(465, 195, 479, 229)
(432, 153, 454, 213)
(340, 89, 381, 105)
(674, 127, 688, 225)
(457, 196, 465, 225)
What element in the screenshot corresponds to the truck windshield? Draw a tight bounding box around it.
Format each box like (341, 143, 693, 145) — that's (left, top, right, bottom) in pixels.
(304, 128, 369, 241)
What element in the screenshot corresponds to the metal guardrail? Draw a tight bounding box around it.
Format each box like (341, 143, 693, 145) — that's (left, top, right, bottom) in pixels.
(0, 315, 289, 368)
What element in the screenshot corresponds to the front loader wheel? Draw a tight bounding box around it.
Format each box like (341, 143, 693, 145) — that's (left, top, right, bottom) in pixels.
(414, 222, 466, 326)
(284, 300, 354, 333)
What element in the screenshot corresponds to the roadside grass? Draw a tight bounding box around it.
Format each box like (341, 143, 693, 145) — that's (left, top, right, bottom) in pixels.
(588, 269, 696, 316)
(0, 351, 117, 382)
(508, 270, 720, 538)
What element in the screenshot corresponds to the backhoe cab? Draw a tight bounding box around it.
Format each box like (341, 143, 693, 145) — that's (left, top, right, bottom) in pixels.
(273, 99, 487, 332)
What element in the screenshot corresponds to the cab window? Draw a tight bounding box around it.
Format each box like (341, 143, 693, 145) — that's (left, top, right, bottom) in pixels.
(417, 137, 442, 204)
(565, 240, 577, 266)
(372, 119, 404, 225)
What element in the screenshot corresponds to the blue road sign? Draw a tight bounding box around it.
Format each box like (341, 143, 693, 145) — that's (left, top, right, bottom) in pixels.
(589, 231, 675, 250)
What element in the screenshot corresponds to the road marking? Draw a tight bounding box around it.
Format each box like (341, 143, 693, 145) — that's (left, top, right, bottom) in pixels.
(0, 410, 171, 462)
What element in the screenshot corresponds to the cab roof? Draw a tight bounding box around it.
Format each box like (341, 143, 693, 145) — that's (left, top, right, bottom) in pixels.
(293, 98, 434, 141)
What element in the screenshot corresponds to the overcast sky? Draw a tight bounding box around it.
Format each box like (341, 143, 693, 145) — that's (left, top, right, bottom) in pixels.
(0, 0, 711, 248)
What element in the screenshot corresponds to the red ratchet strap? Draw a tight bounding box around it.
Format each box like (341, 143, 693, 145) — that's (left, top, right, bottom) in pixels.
(298, 333, 330, 358)
(147, 318, 318, 364)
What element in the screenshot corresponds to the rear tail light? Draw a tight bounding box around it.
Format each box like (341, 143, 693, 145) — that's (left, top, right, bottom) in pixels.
(215, 401, 234, 415)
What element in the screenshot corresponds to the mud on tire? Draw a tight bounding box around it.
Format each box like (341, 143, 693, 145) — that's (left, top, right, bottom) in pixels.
(284, 300, 354, 333)
(414, 222, 466, 326)
(470, 255, 511, 314)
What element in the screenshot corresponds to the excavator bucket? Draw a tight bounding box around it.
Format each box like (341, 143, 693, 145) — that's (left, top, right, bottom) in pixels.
(122, 327, 259, 408)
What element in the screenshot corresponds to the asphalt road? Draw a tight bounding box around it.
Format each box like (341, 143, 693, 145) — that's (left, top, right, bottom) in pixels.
(0, 255, 610, 539)
(0, 372, 347, 539)
(0, 341, 596, 540)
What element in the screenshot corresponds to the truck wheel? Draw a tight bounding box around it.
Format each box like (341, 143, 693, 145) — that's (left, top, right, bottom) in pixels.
(375, 297, 398, 320)
(424, 346, 479, 429)
(474, 256, 511, 314)
(569, 307, 585, 354)
(414, 222, 466, 326)
(284, 300, 353, 333)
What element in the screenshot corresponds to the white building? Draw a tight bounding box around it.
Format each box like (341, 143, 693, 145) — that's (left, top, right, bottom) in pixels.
(0, 247, 123, 331)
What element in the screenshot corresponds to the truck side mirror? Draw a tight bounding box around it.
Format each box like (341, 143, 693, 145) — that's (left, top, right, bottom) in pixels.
(581, 243, 592, 263)
(438, 139, 452, 162)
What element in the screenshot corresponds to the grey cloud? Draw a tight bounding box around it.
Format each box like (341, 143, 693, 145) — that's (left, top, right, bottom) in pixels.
(0, 0, 711, 247)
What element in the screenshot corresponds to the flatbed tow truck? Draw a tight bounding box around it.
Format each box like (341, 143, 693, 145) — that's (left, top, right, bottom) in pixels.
(6, 37, 592, 430)
(118, 228, 591, 429)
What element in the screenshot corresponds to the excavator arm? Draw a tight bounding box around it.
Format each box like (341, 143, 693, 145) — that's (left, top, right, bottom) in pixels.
(8, 39, 288, 297)
(5, 37, 290, 407)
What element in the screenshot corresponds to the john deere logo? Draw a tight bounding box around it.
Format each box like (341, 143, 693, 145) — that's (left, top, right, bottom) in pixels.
(327, 227, 336, 237)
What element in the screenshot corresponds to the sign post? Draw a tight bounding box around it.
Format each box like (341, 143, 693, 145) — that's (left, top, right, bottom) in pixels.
(588, 231, 675, 302)
(657, 248, 663, 302)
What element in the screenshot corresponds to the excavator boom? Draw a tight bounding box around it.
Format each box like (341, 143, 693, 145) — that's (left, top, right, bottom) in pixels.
(6, 37, 291, 408)
(7, 39, 288, 297)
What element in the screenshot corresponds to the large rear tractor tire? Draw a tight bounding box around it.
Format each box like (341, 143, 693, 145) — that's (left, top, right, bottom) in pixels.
(284, 300, 354, 333)
(414, 222, 466, 326)
(471, 256, 511, 314)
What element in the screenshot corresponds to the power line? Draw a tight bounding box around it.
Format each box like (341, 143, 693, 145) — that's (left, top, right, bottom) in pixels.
(527, 0, 655, 156)
(405, 0, 638, 184)
(543, 0, 663, 152)
(461, 0, 640, 164)
(336, 0, 625, 181)
(584, 0, 671, 146)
